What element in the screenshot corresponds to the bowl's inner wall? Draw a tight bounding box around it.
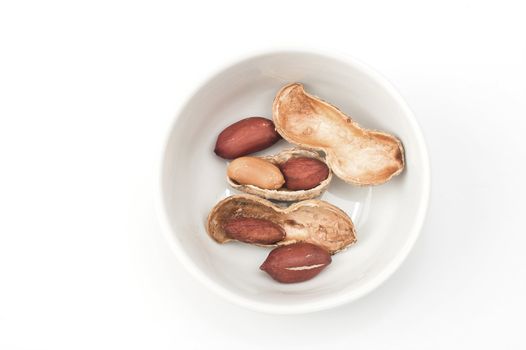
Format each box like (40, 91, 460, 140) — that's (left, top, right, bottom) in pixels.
(162, 52, 427, 308)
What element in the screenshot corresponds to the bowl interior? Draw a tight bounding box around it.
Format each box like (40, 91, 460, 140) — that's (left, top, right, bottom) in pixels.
(160, 51, 429, 313)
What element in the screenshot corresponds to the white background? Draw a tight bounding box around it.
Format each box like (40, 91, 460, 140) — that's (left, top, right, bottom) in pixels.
(1, 1, 525, 349)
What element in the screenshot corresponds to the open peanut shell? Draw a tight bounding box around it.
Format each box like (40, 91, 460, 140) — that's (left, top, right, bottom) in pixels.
(273, 83, 405, 186)
(227, 148, 332, 201)
(206, 194, 356, 254)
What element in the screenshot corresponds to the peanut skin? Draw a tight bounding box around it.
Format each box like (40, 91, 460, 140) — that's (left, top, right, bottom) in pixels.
(280, 157, 329, 190)
(260, 242, 331, 283)
(223, 217, 285, 244)
(214, 117, 281, 159)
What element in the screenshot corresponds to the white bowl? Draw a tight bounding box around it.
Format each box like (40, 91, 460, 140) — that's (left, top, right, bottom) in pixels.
(158, 50, 430, 314)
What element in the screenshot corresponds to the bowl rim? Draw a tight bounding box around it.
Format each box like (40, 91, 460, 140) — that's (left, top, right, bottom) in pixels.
(156, 48, 431, 314)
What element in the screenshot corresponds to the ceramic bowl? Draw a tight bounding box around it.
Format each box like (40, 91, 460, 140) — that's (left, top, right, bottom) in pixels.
(158, 50, 430, 314)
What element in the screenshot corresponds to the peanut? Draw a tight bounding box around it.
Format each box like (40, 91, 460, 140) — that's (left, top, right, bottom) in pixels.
(223, 217, 285, 244)
(214, 117, 281, 159)
(227, 157, 285, 190)
(280, 157, 329, 190)
(260, 242, 332, 283)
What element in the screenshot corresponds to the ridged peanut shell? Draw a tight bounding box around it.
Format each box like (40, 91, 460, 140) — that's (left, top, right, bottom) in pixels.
(206, 194, 356, 254)
(273, 83, 405, 186)
(227, 148, 332, 201)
